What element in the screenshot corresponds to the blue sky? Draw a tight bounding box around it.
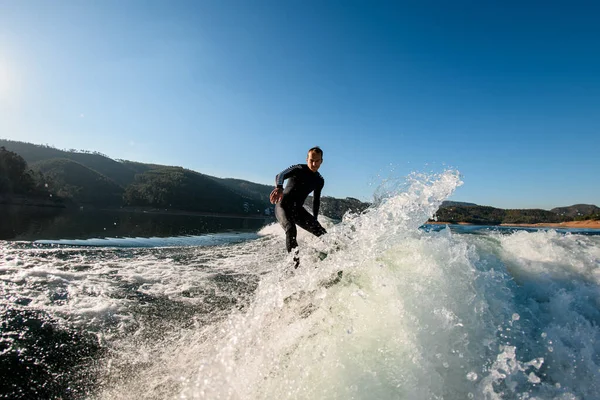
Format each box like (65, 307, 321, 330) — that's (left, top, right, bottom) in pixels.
(1, 0, 598, 209)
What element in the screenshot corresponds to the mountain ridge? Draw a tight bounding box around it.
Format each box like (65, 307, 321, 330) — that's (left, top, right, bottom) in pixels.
(1, 139, 598, 223)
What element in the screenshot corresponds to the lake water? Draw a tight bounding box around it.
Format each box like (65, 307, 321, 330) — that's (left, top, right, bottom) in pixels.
(0, 206, 272, 243)
(1, 171, 599, 399)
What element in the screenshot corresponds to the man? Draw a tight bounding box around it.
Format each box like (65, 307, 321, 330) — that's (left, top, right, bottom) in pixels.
(270, 146, 327, 267)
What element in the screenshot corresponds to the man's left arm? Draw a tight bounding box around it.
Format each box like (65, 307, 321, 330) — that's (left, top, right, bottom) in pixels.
(312, 179, 324, 218)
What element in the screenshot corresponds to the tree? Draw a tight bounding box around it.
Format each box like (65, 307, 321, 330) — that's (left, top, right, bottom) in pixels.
(0, 146, 35, 194)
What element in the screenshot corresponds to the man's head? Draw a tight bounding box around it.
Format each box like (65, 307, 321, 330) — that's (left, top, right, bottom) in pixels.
(307, 146, 323, 172)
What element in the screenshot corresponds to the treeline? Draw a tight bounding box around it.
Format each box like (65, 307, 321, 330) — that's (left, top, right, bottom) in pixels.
(0, 146, 55, 200)
(1, 140, 377, 218)
(2, 140, 598, 223)
(573, 213, 600, 221)
(430, 205, 600, 225)
(33, 158, 123, 206)
(551, 204, 600, 220)
(308, 196, 371, 220)
(123, 167, 256, 213)
(0, 144, 268, 214)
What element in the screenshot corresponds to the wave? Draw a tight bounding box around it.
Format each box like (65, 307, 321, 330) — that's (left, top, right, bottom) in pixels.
(2, 169, 599, 399)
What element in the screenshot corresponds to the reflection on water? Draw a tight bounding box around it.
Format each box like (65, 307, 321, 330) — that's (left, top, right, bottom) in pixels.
(0, 206, 273, 241)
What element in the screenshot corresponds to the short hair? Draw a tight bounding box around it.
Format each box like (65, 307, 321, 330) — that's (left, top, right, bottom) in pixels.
(308, 146, 323, 157)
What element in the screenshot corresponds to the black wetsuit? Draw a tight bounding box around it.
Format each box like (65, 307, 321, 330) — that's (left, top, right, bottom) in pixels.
(275, 164, 327, 252)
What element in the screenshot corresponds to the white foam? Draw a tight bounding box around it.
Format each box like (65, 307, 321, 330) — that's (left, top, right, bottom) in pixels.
(168, 170, 471, 399)
(3, 169, 598, 399)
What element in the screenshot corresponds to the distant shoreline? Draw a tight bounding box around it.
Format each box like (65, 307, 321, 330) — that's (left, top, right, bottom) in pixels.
(100, 207, 275, 220)
(499, 220, 600, 229)
(3, 199, 598, 228)
(0, 201, 275, 220)
(427, 220, 600, 229)
(0, 194, 66, 209)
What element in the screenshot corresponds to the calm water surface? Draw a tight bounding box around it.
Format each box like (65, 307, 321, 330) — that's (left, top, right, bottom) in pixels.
(0, 206, 273, 242)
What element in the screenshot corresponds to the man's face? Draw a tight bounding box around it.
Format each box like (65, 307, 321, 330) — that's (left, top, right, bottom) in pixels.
(307, 151, 323, 172)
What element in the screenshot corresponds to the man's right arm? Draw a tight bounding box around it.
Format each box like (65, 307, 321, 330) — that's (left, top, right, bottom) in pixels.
(275, 164, 301, 189)
(271, 164, 301, 204)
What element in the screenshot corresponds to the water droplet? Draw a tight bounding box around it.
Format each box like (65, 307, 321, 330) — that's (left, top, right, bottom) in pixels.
(528, 372, 541, 384)
(466, 372, 478, 381)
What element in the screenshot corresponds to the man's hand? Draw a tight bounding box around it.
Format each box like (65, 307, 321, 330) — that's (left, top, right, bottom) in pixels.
(270, 187, 283, 204)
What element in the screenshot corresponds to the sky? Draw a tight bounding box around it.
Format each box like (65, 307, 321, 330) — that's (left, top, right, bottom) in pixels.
(1, 0, 598, 209)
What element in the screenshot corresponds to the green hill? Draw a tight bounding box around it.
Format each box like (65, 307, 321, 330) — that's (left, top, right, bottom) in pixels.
(441, 201, 478, 207)
(306, 196, 371, 220)
(0, 146, 60, 206)
(31, 158, 123, 206)
(1, 145, 35, 195)
(119, 160, 163, 176)
(211, 177, 273, 205)
(123, 167, 269, 214)
(0, 139, 138, 187)
(550, 204, 600, 219)
(432, 205, 564, 225)
(3, 139, 597, 223)
(0, 140, 273, 210)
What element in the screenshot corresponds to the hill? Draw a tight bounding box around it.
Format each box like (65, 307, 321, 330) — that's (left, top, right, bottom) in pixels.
(441, 201, 478, 207)
(211, 177, 273, 206)
(119, 160, 164, 176)
(0, 140, 277, 212)
(0, 139, 140, 187)
(0, 145, 63, 207)
(2, 139, 598, 223)
(123, 167, 269, 214)
(431, 204, 589, 225)
(306, 196, 371, 220)
(2, 139, 373, 217)
(31, 158, 124, 206)
(550, 204, 600, 219)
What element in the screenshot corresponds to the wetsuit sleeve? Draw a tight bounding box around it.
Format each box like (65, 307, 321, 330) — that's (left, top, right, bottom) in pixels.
(312, 178, 324, 217)
(275, 164, 301, 189)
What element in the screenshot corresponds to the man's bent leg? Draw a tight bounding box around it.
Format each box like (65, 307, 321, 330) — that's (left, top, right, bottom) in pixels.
(295, 207, 327, 237)
(275, 204, 298, 252)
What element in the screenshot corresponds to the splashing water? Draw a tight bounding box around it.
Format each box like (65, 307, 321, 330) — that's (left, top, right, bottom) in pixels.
(93, 170, 600, 399)
(2, 169, 599, 399)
